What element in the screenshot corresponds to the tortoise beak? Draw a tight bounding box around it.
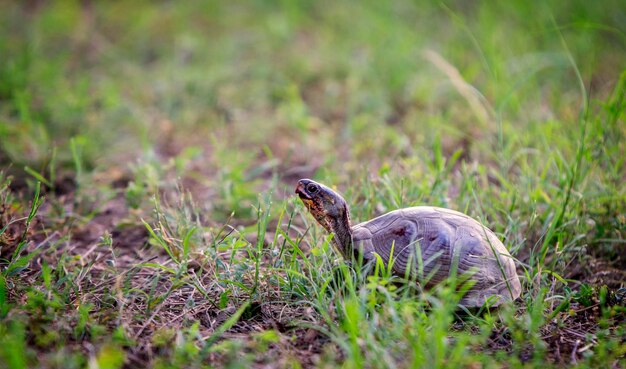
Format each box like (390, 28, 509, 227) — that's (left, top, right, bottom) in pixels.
(295, 180, 312, 200)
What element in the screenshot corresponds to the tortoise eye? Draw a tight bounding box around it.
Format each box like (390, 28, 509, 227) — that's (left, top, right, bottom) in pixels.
(306, 183, 319, 194)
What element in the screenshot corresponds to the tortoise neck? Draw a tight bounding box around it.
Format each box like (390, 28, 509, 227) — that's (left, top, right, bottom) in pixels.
(329, 208, 353, 259)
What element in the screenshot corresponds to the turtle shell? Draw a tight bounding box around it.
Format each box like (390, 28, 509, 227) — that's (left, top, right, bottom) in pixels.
(351, 206, 521, 307)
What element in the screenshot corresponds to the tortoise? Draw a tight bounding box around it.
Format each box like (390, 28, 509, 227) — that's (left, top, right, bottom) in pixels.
(295, 178, 521, 307)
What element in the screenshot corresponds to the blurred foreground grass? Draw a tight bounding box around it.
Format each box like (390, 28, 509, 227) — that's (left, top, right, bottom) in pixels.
(0, 1, 625, 368)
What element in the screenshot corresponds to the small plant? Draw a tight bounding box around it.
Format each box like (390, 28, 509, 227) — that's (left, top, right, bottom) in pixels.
(567, 284, 595, 307)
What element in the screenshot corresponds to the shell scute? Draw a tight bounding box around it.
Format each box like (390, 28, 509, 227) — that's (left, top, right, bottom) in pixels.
(352, 206, 521, 307)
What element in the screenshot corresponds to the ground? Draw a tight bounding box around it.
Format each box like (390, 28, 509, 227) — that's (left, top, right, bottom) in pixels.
(0, 1, 625, 368)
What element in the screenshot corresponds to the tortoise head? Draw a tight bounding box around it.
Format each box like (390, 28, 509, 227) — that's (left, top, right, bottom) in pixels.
(295, 179, 349, 233)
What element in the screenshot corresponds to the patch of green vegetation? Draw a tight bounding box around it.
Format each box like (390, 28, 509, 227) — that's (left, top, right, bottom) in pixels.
(1, 1, 625, 368)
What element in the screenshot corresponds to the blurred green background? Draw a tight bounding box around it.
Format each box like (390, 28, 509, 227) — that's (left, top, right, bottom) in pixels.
(2, 0, 624, 173)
